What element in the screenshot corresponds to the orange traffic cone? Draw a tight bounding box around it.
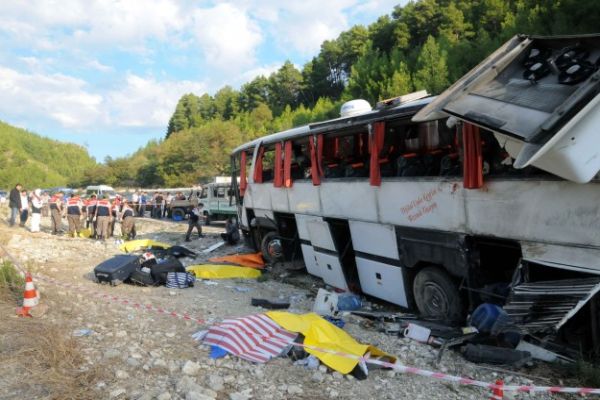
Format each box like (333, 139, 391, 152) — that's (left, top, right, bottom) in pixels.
(16, 273, 39, 317)
(490, 379, 504, 399)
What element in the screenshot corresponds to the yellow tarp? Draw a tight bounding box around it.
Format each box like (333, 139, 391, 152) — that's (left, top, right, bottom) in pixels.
(78, 228, 92, 238)
(120, 239, 171, 253)
(186, 264, 262, 279)
(266, 311, 395, 374)
(208, 252, 265, 269)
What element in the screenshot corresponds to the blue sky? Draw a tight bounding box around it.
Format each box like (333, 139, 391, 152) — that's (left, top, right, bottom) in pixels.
(0, 1, 404, 162)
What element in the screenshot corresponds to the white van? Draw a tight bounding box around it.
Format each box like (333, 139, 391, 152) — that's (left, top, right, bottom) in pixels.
(85, 185, 116, 199)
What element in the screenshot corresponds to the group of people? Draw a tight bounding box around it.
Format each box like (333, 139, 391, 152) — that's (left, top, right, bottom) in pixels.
(129, 191, 187, 219)
(7, 184, 136, 240)
(8, 184, 48, 232)
(7, 183, 240, 246)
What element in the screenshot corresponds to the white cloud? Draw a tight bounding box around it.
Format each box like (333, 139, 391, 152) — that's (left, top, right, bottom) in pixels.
(87, 59, 113, 73)
(0, 0, 186, 51)
(239, 62, 282, 82)
(0, 66, 104, 129)
(108, 74, 206, 128)
(249, 0, 355, 56)
(191, 3, 263, 72)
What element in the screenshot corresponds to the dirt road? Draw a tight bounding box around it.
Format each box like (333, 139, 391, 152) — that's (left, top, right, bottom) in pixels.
(0, 215, 574, 399)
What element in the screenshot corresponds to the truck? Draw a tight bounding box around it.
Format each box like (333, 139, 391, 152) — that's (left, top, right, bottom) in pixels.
(199, 182, 237, 224)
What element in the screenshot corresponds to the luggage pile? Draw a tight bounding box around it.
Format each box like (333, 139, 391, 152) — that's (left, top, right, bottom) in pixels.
(93, 245, 197, 288)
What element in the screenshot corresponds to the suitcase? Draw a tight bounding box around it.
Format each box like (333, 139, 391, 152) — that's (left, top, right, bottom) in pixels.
(130, 267, 157, 286)
(94, 254, 140, 286)
(151, 258, 185, 284)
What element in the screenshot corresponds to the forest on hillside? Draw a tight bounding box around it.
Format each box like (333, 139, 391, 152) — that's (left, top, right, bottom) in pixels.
(0, 121, 97, 189)
(71, 0, 600, 187)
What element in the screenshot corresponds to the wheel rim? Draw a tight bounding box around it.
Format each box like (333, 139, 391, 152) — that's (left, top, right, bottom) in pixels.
(422, 281, 450, 317)
(266, 238, 283, 259)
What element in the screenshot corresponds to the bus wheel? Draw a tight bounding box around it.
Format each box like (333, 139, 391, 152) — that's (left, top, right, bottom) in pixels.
(171, 208, 185, 220)
(413, 266, 464, 323)
(261, 231, 283, 264)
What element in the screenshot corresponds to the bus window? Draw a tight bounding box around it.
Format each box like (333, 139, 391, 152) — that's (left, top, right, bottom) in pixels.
(256, 146, 275, 183)
(321, 130, 370, 179)
(291, 141, 311, 180)
(382, 119, 460, 178)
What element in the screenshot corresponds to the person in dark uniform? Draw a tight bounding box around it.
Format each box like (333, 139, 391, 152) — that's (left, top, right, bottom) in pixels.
(86, 194, 98, 238)
(94, 195, 112, 241)
(185, 203, 205, 242)
(49, 192, 64, 235)
(221, 217, 240, 245)
(8, 183, 22, 227)
(120, 199, 136, 240)
(66, 194, 83, 237)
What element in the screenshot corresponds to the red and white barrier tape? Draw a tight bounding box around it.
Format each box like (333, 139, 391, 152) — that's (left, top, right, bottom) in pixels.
(37, 274, 205, 325)
(4, 244, 600, 396)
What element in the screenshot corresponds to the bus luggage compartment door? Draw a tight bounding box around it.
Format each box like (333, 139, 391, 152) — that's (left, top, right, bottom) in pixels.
(349, 221, 408, 307)
(306, 220, 350, 291)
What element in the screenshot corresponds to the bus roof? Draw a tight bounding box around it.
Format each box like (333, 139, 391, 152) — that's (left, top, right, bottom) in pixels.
(231, 96, 436, 155)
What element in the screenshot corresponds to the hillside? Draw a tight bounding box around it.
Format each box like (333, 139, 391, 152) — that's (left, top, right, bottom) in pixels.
(0, 121, 97, 189)
(79, 0, 600, 186)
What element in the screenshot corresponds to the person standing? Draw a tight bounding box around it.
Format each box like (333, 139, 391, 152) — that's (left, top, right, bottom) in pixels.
(94, 195, 112, 241)
(66, 194, 84, 237)
(49, 192, 64, 235)
(19, 189, 29, 227)
(120, 200, 136, 240)
(109, 195, 121, 237)
(30, 189, 43, 233)
(139, 192, 147, 217)
(41, 191, 50, 217)
(185, 203, 205, 242)
(86, 194, 98, 238)
(131, 191, 139, 216)
(165, 192, 173, 218)
(155, 192, 164, 219)
(8, 183, 22, 227)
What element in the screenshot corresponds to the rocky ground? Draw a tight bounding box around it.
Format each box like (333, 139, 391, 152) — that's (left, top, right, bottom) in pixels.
(0, 210, 580, 399)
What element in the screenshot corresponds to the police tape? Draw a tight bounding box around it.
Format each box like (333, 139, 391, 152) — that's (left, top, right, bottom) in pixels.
(36, 274, 205, 325)
(3, 244, 600, 397)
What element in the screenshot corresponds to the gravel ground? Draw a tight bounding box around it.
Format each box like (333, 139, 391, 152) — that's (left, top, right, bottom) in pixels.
(0, 213, 580, 400)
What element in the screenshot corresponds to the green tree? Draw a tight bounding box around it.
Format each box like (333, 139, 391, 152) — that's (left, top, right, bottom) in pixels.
(413, 35, 449, 94)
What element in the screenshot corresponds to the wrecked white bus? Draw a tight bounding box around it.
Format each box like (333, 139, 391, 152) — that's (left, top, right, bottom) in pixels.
(230, 34, 600, 353)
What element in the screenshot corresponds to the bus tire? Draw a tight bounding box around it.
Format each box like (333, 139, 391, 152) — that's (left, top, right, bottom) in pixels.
(261, 231, 283, 264)
(413, 266, 464, 323)
(171, 208, 186, 220)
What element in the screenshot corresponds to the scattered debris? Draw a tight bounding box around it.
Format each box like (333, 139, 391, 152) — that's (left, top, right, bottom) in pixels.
(251, 298, 290, 310)
(202, 241, 225, 254)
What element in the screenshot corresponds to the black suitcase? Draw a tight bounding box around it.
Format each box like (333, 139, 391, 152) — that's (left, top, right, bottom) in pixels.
(151, 259, 185, 284)
(130, 268, 157, 286)
(94, 255, 140, 286)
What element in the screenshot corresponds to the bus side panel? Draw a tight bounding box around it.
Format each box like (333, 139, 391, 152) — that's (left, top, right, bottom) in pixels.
(250, 184, 272, 211)
(377, 180, 466, 232)
(320, 181, 378, 221)
(521, 242, 600, 275)
(464, 180, 600, 249)
(268, 185, 290, 212)
(288, 181, 321, 214)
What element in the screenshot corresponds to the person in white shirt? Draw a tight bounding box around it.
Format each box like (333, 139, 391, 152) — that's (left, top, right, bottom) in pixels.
(131, 191, 139, 215)
(30, 189, 43, 232)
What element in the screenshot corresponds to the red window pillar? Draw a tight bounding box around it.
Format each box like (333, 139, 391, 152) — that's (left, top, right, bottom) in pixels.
(463, 123, 483, 189)
(369, 121, 385, 186)
(283, 141, 293, 188)
(274, 142, 283, 187)
(253, 146, 264, 183)
(239, 151, 247, 195)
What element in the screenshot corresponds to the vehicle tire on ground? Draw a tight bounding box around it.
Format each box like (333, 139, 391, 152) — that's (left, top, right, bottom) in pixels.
(261, 231, 284, 264)
(413, 266, 464, 323)
(171, 208, 186, 220)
